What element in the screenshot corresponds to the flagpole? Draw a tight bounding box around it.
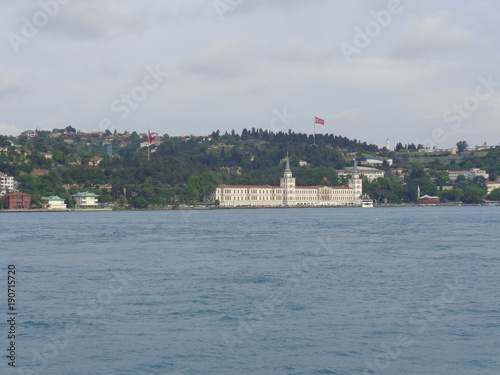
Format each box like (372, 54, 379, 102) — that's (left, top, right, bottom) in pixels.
(313, 117, 324, 145)
(313, 117, 316, 145)
(147, 127, 152, 161)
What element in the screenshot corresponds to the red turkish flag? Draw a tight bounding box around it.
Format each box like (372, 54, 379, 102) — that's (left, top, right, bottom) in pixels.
(315, 116, 325, 125)
(148, 128, 153, 144)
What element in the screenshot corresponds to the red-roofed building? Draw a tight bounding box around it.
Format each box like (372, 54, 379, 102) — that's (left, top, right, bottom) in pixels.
(5, 192, 31, 210)
(98, 184, 113, 191)
(418, 195, 441, 205)
(88, 156, 103, 166)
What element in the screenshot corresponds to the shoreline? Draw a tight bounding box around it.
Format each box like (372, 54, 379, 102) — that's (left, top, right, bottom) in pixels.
(1, 202, 498, 213)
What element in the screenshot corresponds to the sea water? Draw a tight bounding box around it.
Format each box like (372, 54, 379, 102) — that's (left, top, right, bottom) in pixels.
(1, 206, 499, 374)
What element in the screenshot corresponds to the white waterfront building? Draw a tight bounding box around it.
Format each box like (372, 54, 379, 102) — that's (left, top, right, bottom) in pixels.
(214, 157, 362, 207)
(41, 196, 68, 210)
(71, 191, 99, 209)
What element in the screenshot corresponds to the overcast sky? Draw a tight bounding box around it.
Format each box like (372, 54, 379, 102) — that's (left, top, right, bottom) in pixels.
(1, 0, 499, 148)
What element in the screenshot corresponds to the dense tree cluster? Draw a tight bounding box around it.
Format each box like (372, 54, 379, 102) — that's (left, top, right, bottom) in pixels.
(0, 129, 498, 207)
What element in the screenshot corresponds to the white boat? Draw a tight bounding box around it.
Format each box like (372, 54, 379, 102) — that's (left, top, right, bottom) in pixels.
(361, 195, 373, 208)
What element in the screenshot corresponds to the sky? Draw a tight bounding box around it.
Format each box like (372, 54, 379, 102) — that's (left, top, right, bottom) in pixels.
(0, 0, 499, 149)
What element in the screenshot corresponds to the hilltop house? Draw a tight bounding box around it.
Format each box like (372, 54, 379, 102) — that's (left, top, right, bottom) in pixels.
(485, 181, 500, 195)
(88, 156, 103, 166)
(357, 157, 393, 166)
(447, 168, 489, 181)
(0, 172, 15, 195)
(337, 166, 384, 182)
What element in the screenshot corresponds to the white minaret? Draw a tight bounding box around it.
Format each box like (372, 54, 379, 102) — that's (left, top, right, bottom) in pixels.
(386, 138, 390, 150)
(348, 158, 363, 204)
(417, 185, 421, 199)
(280, 153, 296, 206)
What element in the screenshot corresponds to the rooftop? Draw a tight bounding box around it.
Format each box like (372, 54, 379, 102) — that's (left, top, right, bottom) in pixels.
(218, 185, 278, 189)
(339, 166, 384, 172)
(71, 191, 99, 197)
(42, 196, 65, 201)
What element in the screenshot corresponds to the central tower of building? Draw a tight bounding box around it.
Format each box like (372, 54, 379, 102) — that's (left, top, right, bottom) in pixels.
(280, 154, 296, 206)
(348, 158, 363, 204)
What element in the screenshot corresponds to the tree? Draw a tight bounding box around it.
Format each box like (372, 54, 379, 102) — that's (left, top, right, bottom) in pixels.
(488, 188, 500, 201)
(456, 140, 468, 153)
(363, 176, 404, 203)
(440, 188, 464, 202)
(409, 164, 426, 179)
(462, 186, 485, 203)
(52, 150, 66, 164)
(33, 137, 49, 152)
(184, 171, 223, 202)
(430, 158, 441, 170)
(0, 135, 10, 147)
(130, 197, 148, 208)
(117, 195, 128, 206)
(453, 175, 471, 191)
(0, 196, 7, 209)
(429, 170, 451, 186)
(16, 175, 40, 194)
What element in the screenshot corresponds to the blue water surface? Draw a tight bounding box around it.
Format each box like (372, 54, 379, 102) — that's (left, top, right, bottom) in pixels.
(1, 206, 499, 375)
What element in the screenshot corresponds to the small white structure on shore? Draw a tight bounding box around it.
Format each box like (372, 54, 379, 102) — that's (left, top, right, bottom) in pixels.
(42, 196, 68, 210)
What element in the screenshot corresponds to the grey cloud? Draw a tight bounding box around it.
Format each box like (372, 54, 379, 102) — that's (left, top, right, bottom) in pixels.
(1, 0, 498, 147)
(392, 14, 476, 58)
(0, 123, 26, 136)
(181, 39, 266, 80)
(273, 38, 334, 64)
(46, 0, 150, 39)
(218, 0, 331, 18)
(0, 69, 29, 99)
